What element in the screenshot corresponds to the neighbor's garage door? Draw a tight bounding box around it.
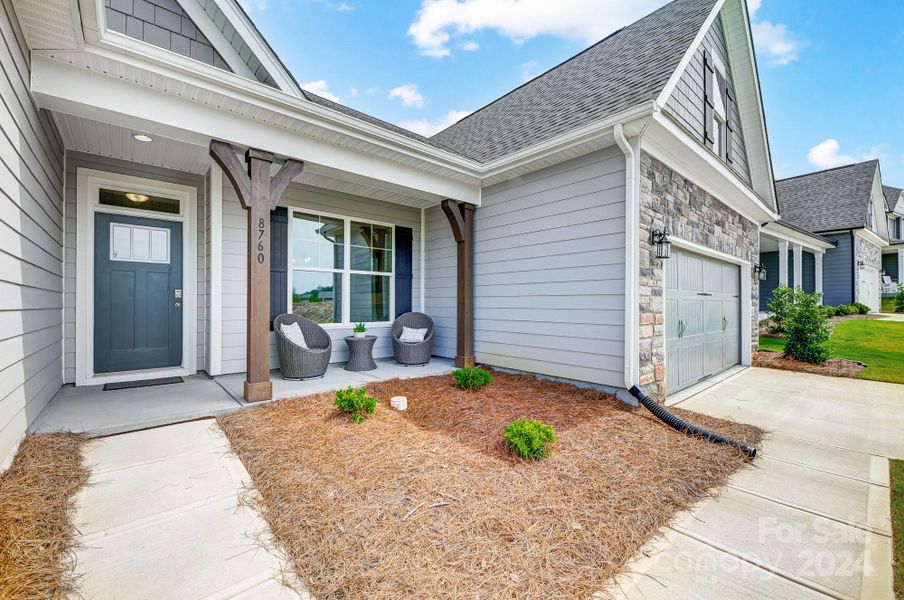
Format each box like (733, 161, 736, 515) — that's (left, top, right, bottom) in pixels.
(665, 248, 741, 394)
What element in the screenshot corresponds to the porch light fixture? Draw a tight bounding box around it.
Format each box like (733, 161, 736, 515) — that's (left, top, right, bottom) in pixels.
(857, 260, 865, 268)
(125, 193, 149, 203)
(650, 229, 671, 259)
(754, 263, 767, 281)
(132, 133, 153, 142)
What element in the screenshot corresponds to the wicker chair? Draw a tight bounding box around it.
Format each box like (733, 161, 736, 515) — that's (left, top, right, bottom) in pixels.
(392, 312, 435, 366)
(273, 314, 332, 379)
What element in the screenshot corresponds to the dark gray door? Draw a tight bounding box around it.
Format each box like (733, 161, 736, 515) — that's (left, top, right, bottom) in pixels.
(94, 213, 183, 373)
(665, 248, 740, 394)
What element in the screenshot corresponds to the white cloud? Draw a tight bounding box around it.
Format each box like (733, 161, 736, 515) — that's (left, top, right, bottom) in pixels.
(520, 59, 542, 82)
(388, 83, 426, 109)
(751, 20, 806, 66)
(458, 39, 479, 51)
(301, 80, 340, 102)
(348, 87, 360, 98)
(334, 2, 356, 10)
(407, 0, 665, 58)
(807, 139, 885, 169)
(400, 110, 472, 136)
(747, 0, 761, 18)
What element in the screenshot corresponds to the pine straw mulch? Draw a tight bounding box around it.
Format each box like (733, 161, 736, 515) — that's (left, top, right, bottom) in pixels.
(218, 371, 763, 600)
(0, 434, 89, 600)
(752, 350, 865, 378)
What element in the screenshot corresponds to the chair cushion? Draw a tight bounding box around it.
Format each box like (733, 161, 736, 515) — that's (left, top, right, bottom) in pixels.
(280, 322, 309, 349)
(399, 326, 428, 343)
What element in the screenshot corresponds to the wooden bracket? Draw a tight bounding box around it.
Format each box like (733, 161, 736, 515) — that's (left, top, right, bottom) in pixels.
(209, 140, 304, 401)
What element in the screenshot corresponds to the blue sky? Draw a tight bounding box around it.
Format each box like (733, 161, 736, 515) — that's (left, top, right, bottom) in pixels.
(243, 0, 904, 185)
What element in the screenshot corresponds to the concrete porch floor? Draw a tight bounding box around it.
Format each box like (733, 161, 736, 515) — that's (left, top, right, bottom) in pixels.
(31, 358, 456, 437)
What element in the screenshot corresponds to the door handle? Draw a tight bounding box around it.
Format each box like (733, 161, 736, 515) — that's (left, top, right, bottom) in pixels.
(174, 302, 182, 310)
(722, 316, 727, 331)
(678, 320, 685, 338)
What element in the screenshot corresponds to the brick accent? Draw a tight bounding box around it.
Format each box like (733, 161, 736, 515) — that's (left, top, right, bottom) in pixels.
(638, 152, 760, 400)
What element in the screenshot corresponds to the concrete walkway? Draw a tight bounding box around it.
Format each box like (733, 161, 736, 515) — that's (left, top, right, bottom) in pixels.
(612, 367, 900, 600)
(73, 419, 306, 599)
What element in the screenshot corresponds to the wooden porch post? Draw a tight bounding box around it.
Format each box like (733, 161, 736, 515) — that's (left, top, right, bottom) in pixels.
(441, 199, 475, 368)
(209, 141, 304, 401)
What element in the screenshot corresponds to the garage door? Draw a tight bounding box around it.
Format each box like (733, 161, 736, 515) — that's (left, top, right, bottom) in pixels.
(857, 267, 879, 312)
(665, 248, 741, 394)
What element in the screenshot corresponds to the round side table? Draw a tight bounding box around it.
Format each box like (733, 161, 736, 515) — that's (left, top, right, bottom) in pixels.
(345, 335, 377, 371)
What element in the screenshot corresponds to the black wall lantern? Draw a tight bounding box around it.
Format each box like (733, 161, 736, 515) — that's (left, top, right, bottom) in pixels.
(754, 263, 767, 281)
(650, 229, 671, 259)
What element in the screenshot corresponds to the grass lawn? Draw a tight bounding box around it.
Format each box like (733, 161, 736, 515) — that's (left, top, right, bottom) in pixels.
(892, 459, 904, 599)
(218, 371, 762, 599)
(758, 318, 904, 384)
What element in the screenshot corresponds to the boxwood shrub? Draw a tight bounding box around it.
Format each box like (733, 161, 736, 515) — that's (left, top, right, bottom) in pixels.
(503, 418, 557, 460)
(334, 386, 376, 423)
(452, 366, 493, 389)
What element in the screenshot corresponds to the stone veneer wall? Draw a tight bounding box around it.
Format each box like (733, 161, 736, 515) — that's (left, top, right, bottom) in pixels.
(639, 152, 760, 399)
(853, 233, 882, 300)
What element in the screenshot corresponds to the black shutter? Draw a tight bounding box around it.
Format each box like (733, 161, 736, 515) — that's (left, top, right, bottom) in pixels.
(394, 226, 413, 317)
(703, 49, 715, 148)
(725, 86, 735, 164)
(269, 206, 288, 330)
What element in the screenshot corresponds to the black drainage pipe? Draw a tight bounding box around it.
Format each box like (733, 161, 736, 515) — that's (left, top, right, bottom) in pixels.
(629, 385, 756, 460)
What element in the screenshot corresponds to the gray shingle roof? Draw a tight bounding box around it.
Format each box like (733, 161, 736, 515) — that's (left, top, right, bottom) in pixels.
(883, 185, 903, 212)
(429, 0, 717, 163)
(775, 160, 879, 233)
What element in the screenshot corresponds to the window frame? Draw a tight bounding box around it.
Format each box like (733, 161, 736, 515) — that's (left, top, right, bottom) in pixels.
(287, 207, 396, 329)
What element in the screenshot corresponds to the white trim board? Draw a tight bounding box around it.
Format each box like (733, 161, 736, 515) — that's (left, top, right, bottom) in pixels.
(75, 168, 198, 385)
(207, 164, 223, 376)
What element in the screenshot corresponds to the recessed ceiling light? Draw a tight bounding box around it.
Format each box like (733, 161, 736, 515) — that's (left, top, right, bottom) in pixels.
(132, 133, 153, 142)
(125, 193, 149, 203)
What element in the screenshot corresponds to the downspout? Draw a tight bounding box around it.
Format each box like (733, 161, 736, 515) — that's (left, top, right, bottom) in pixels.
(614, 123, 641, 397)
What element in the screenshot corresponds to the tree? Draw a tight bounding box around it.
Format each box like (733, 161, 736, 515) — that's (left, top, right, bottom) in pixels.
(783, 289, 830, 364)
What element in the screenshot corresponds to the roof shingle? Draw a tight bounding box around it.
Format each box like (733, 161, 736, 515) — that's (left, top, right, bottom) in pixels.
(429, 0, 717, 163)
(883, 185, 903, 213)
(775, 160, 879, 233)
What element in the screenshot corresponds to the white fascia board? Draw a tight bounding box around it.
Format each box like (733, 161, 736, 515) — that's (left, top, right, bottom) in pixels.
(761, 222, 834, 252)
(642, 111, 778, 224)
(211, 0, 301, 96)
(854, 227, 889, 249)
(870, 168, 891, 241)
(655, 0, 726, 106)
(175, 0, 257, 80)
(31, 55, 480, 204)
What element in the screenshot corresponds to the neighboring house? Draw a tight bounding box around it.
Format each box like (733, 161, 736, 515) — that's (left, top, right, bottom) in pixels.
(0, 0, 779, 466)
(758, 221, 835, 311)
(882, 185, 904, 291)
(770, 160, 890, 310)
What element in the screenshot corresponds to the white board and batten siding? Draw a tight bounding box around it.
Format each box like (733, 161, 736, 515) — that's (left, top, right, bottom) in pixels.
(0, 0, 66, 467)
(220, 180, 423, 374)
(426, 148, 627, 387)
(62, 152, 208, 383)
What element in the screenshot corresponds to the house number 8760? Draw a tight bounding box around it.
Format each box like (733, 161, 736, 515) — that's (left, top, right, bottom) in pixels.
(257, 217, 266, 264)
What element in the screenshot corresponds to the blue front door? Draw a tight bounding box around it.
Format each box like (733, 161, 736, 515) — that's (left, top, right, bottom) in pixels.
(94, 213, 183, 373)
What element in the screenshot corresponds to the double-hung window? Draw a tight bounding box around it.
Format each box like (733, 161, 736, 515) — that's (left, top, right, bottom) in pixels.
(290, 210, 393, 325)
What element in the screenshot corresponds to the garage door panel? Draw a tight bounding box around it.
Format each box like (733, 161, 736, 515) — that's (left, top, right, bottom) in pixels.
(679, 339, 705, 383)
(723, 263, 740, 294)
(704, 334, 723, 374)
(703, 259, 723, 294)
(665, 299, 679, 341)
(682, 252, 704, 292)
(680, 300, 703, 337)
(704, 300, 723, 334)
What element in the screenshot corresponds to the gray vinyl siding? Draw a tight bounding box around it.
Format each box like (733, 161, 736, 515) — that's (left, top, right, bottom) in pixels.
(220, 181, 423, 374)
(758, 251, 779, 311)
(664, 12, 752, 186)
(424, 205, 456, 359)
(820, 232, 854, 306)
(472, 147, 627, 387)
(0, 0, 65, 466)
(63, 152, 207, 382)
(800, 251, 815, 294)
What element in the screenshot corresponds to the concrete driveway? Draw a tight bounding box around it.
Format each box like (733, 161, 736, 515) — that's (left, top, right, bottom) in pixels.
(612, 367, 901, 600)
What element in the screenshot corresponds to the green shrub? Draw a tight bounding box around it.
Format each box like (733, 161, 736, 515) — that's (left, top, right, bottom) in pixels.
(851, 302, 871, 315)
(766, 285, 795, 333)
(895, 284, 904, 313)
(835, 304, 857, 316)
(503, 418, 558, 460)
(818, 305, 837, 318)
(333, 386, 376, 423)
(783, 289, 830, 364)
(452, 366, 493, 389)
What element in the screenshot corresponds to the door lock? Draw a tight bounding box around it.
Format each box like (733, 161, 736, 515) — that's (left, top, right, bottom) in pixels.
(174, 288, 183, 299)
(174, 302, 182, 309)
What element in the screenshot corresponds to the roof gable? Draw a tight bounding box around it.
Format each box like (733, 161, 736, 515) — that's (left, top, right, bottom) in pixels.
(884, 185, 904, 214)
(430, 0, 717, 164)
(776, 160, 880, 233)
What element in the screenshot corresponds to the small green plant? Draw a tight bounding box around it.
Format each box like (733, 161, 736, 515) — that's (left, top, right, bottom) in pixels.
(818, 305, 837, 319)
(851, 302, 871, 315)
(452, 366, 493, 389)
(784, 289, 830, 364)
(895, 284, 904, 313)
(835, 304, 857, 316)
(333, 386, 376, 423)
(504, 418, 558, 460)
(766, 285, 795, 333)
(353, 322, 367, 333)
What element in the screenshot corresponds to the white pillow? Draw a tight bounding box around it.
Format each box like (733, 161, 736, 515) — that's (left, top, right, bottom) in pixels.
(399, 326, 428, 343)
(280, 322, 309, 349)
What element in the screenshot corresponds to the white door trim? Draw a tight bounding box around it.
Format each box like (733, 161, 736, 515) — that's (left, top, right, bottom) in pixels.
(666, 236, 752, 370)
(75, 168, 198, 386)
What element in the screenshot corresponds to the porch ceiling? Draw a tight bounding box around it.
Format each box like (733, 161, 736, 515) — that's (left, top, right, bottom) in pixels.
(53, 112, 445, 208)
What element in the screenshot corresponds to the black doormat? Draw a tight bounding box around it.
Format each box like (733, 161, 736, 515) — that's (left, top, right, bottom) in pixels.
(103, 376, 184, 391)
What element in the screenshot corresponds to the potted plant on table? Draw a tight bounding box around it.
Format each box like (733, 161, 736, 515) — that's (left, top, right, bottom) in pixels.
(353, 322, 367, 338)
